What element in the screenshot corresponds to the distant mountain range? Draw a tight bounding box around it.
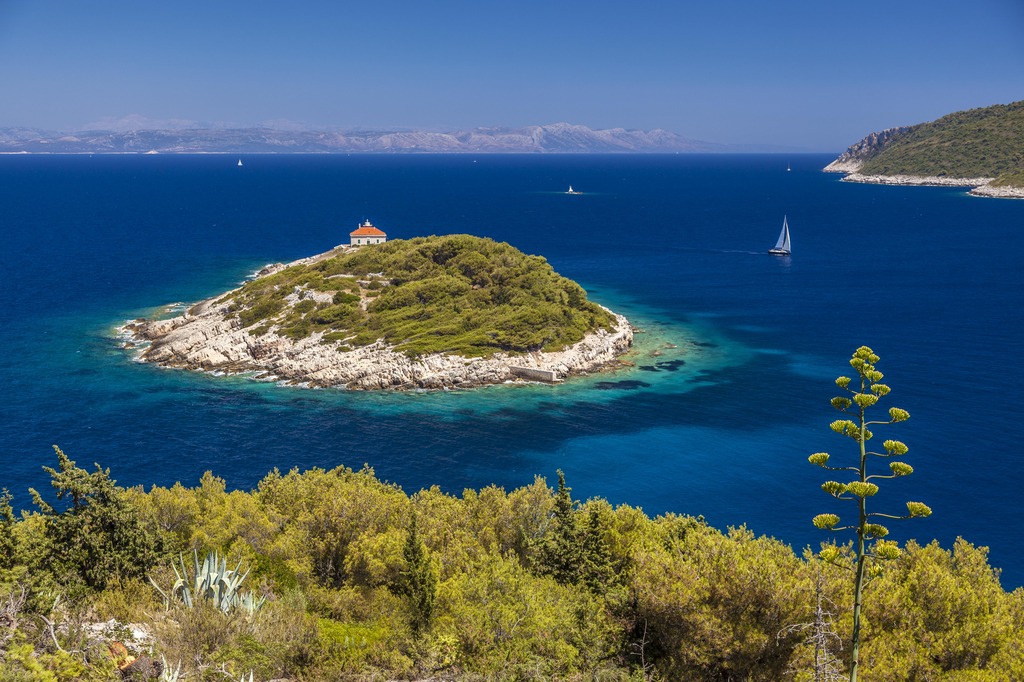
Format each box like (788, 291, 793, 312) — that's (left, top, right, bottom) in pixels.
(0, 122, 760, 154)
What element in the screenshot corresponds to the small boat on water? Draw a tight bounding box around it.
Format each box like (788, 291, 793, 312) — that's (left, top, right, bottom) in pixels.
(237, 159, 243, 167)
(566, 185, 581, 195)
(769, 216, 791, 255)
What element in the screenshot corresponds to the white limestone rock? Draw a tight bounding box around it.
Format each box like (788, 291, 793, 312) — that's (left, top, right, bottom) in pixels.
(968, 183, 1024, 199)
(123, 285, 633, 391)
(841, 173, 993, 187)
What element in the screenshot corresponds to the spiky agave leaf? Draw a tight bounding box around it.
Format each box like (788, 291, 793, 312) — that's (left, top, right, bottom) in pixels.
(148, 576, 171, 609)
(173, 553, 194, 608)
(151, 549, 262, 614)
(159, 656, 183, 682)
(239, 591, 266, 617)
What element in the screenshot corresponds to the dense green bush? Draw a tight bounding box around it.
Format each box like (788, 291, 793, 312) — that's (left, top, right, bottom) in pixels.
(992, 171, 1024, 187)
(219, 235, 617, 357)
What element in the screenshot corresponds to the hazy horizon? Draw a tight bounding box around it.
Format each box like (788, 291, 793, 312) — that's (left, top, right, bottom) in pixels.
(1, 0, 1022, 151)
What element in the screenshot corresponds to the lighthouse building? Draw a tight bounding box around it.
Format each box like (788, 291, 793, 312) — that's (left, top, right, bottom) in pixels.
(349, 220, 387, 246)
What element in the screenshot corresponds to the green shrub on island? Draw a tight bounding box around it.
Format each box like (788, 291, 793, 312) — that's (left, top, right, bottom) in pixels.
(991, 171, 1024, 187)
(2, 449, 1022, 681)
(852, 100, 1024, 184)
(222, 234, 617, 357)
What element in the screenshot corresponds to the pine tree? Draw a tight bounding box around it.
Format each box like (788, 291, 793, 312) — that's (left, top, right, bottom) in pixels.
(580, 506, 615, 594)
(28, 446, 162, 590)
(399, 512, 436, 634)
(535, 471, 616, 593)
(537, 470, 583, 585)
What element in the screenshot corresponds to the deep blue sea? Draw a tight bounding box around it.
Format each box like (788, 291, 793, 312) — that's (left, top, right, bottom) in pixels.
(2, 154, 1022, 587)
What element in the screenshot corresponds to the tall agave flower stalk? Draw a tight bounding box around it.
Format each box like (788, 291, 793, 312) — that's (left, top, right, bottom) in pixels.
(150, 549, 265, 615)
(809, 347, 931, 682)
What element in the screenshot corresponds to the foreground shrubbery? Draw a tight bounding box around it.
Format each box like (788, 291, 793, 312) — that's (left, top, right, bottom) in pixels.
(1, 450, 1022, 681)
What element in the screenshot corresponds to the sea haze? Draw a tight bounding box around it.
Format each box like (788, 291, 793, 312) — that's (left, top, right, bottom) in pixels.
(1, 154, 1021, 588)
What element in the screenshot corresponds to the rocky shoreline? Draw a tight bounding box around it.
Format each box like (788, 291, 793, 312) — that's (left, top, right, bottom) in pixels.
(966, 183, 1024, 199)
(120, 263, 634, 391)
(823, 160, 1024, 199)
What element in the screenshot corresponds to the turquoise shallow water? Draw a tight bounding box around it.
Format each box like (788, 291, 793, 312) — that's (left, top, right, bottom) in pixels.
(2, 154, 1022, 587)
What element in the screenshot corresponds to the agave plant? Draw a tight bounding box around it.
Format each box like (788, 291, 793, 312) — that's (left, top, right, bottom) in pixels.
(159, 656, 182, 681)
(237, 590, 266, 617)
(150, 549, 265, 615)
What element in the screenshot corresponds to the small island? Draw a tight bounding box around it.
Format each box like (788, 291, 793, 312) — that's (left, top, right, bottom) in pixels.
(122, 231, 633, 389)
(824, 100, 1024, 198)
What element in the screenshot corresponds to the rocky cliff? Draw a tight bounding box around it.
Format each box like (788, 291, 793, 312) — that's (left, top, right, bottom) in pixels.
(123, 300, 632, 390)
(822, 127, 910, 173)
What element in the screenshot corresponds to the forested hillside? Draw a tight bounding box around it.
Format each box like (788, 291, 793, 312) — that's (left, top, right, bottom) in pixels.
(830, 101, 1024, 185)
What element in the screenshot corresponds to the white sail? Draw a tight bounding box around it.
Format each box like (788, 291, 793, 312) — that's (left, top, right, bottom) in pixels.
(770, 216, 791, 254)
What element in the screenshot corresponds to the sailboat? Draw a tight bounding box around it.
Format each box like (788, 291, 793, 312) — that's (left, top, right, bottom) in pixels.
(768, 216, 791, 256)
(566, 185, 581, 195)
(237, 159, 243, 167)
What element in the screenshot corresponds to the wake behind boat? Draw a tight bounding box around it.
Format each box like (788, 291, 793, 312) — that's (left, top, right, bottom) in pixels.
(769, 216, 791, 255)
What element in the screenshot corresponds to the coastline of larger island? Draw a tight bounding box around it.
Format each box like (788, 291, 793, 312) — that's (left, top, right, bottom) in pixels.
(823, 100, 1024, 199)
(823, 160, 1024, 199)
(120, 233, 634, 390)
(823, 163, 1024, 197)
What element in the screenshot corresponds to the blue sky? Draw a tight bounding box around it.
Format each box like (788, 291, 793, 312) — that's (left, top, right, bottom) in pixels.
(1, 0, 1022, 150)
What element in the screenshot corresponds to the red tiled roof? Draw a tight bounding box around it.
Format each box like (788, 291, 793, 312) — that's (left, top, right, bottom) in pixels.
(350, 225, 387, 237)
